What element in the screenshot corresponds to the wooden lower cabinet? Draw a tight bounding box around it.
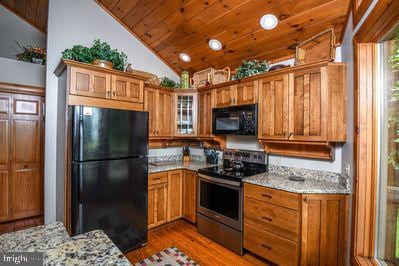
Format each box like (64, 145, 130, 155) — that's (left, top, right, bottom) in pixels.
(148, 170, 197, 229)
(182, 170, 197, 223)
(0, 216, 43, 234)
(243, 183, 348, 266)
(148, 182, 168, 229)
(167, 170, 183, 222)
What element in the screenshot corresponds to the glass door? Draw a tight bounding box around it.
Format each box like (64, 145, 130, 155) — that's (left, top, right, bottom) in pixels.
(175, 92, 197, 136)
(376, 32, 399, 264)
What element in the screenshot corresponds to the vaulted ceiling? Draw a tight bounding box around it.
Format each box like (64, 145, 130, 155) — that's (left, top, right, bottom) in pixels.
(97, 0, 350, 74)
(0, 0, 48, 33)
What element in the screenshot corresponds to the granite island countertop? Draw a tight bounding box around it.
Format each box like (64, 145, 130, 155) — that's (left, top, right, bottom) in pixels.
(0, 222, 131, 265)
(243, 165, 351, 194)
(148, 160, 217, 173)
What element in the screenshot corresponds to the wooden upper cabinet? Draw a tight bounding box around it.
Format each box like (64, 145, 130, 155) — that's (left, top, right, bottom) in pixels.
(70, 66, 111, 99)
(167, 170, 183, 222)
(144, 87, 173, 137)
(111, 75, 144, 103)
(258, 75, 289, 140)
(301, 194, 348, 266)
(0, 93, 11, 221)
(234, 81, 258, 106)
(157, 90, 173, 137)
(10, 94, 43, 220)
(198, 89, 214, 137)
(174, 92, 197, 137)
(289, 67, 327, 142)
(215, 86, 233, 108)
(144, 88, 157, 137)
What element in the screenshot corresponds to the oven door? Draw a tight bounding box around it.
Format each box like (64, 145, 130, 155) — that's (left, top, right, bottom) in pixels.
(197, 174, 242, 231)
(212, 109, 244, 135)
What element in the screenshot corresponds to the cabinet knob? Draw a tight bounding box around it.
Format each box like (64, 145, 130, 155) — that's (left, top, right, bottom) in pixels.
(261, 216, 273, 222)
(261, 244, 272, 250)
(261, 193, 272, 199)
(288, 132, 294, 138)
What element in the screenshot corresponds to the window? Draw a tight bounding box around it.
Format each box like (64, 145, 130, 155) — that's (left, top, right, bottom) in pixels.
(376, 32, 399, 264)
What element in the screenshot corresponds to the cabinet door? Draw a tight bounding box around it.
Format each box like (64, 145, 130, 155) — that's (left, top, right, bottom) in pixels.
(198, 90, 214, 137)
(167, 170, 182, 222)
(174, 93, 197, 136)
(70, 67, 111, 99)
(144, 88, 157, 137)
(301, 194, 348, 266)
(10, 94, 43, 220)
(258, 75, 289, 140)
(111, 75, 144, 103)
(215, 86, 233, 107)
(0, 93, 11, 221)
(148, 183, 168, 229)
(156, 90, 173, 137)
(235, 81, 258, 105)
(289, 68, 327, 141)
(183, 170, 197, 223)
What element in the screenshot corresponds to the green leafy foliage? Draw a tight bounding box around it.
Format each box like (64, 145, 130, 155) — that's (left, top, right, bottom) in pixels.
(235, 59, 269, 80)
(62, 39, 128, 71)
(160, 77, 180, 88)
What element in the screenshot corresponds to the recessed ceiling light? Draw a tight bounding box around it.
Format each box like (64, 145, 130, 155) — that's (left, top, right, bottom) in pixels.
(179, 53, 191, 62)
(260, 14, 278, 30)
(209, 39, 222, 50)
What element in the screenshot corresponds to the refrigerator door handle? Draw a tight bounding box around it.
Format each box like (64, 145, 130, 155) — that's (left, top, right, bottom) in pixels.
(77, 204, 83, 234)
(78, 163, 83, 201)
(79, 107, 84, 161)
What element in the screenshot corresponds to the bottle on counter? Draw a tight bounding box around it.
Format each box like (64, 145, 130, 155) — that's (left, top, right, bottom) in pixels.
(183, 146, 190, 163)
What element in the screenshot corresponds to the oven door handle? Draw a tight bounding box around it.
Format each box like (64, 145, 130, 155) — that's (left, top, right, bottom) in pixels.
(198, 173, 241, 187)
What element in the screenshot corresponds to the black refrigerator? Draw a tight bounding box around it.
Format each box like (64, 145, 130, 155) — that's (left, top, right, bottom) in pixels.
(70, 106, 148, 253)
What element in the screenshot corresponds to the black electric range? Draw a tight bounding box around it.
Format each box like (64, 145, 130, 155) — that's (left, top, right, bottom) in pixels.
(198, 163, 267, 184)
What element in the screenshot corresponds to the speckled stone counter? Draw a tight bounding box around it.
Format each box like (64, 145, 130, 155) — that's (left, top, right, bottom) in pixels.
(0, 222, 131, 265)
(148, 160, 217, 173)
(243, 165, 351, 194)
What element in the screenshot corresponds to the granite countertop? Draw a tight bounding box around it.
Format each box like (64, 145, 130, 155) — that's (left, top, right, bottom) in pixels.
(0, 222, 131, 266)
(243, 165, 351, 194)
(148, 160, 217, 173)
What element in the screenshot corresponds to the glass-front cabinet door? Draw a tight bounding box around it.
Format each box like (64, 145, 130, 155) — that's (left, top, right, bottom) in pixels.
(174, 92, 197, 136)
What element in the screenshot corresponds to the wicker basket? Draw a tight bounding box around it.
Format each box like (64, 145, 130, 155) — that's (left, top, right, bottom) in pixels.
(212, 67, 231, 84)
(189, 68, 214, 88)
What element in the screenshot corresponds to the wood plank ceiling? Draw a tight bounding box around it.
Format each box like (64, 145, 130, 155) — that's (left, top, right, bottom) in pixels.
(96, 0, 350, 74)
(0, 0, 48, 33)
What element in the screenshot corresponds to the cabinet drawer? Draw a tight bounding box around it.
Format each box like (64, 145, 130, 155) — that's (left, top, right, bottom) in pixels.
(244, 183, 300, 210)
(244, 223, 299, 266)
(148, 172, 168, 186)
(244, 197, 300, 242)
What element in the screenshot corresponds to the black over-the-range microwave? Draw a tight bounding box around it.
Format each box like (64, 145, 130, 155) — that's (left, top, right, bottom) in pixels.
(212, 104, 257, 135)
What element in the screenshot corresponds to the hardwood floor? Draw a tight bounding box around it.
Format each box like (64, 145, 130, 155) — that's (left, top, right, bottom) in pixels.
(126, 219, 270, 265)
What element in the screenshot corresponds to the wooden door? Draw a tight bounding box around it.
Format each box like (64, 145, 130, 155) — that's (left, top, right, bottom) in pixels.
(167, 170, 182, 222)
(215, 86, 233, 107)
(183, 170, 197, 223)
(156, 90, 173, 137)
(198, 89, 214, 137)
(258, 75, 289, 140)
(0, 93, 11, 221)
(235, 81, 258, 106)
(301, 194, 348, 266)
(144, 88, 157, 137)
(70, 67, 111, 99)
(111, 75, 144, 103)
(148, 183, 168, 229)
(10, 94, 43, 220)
(289, 67, 327, 141)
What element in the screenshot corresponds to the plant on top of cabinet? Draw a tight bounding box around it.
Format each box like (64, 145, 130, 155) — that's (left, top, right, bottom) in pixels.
(160, 77, 180, 88)
(235, 59, 269, 80)
(62, 39, 127, 71)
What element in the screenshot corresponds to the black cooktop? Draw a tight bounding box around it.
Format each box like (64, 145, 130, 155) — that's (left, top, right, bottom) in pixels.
(198, 162, 267, 182)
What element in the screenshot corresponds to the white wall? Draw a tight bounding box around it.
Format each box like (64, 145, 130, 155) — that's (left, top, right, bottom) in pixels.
(340, 14, 355, 179)
(0, 57, 46, 87)
(0, 5, 46, 60)
(45, 0, 180, 223)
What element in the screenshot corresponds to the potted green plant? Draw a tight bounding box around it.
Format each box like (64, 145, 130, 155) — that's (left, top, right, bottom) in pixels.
(62, 39, 128, 71)
(235, 59, 269, 80)
(15, 42, 46, 65)
(159, 77, 180, 88)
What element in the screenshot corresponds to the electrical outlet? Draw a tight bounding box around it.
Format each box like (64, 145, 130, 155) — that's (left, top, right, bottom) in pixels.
(344, 163, 351, 176)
